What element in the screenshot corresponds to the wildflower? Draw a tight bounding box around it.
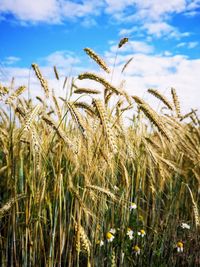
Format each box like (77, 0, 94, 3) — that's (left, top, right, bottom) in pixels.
(99, 240, 104, 247)
(138, 229, 146, 237)
(96, 240, 104, 246)
(181, 222, 190, 229)
(176, 242, 184, 252)
(127, 228, 134, 240)
(106, 232, 115, 242)
(130, 202, 137, 210)
(114, 185, 119, 191)
(133, 245, 140, 255)
(109, 228, 116, 234)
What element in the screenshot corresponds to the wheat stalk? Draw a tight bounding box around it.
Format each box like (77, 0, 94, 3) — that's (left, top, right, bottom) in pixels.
(132, 95, 146, 105)
(66, 102, 87, 139)
(121, 57, 133, 73)
(118, 37, 129, 48)
(148, 89, 173, 110)
(171, 88, 181, 118)
(5, 86, 26, 105)
(22, 105, 41, 132)
(93, 99, 118, 154)
(185, 184, 200, 228)
(75, 223, 91, 255)
(78, 72, 122, 95)
(84, 47, 110, 73)
(32, 63, 49, 98)
(74, 87, 101, 95)
(52, 89, 62, 121)
(53, 66, 59, 80)
(0, 194, 26, 218)
(140, 104, 171, 140)
(73, 101, 96, 116)
(86, 185, 116, 200)
(0, 84, 9, 100)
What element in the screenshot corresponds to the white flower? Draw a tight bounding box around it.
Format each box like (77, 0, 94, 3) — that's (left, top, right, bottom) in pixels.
(176, 242, 184, 252)
(127, 228, 134, 240)
(106, 232, 115, 242)
(177, 246, 183, 252)
(181, 223, 190, 229)
(114, 185, 119, 191)
(133, 245, 140, 255)
(130, 202, 137, 210)
(138, 229, 146, 237)
(109, 228, 116, 234)
(99, 240, 104, 247)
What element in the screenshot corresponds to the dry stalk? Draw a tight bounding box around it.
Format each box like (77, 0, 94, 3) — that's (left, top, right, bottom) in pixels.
(84, 47, 110, 73)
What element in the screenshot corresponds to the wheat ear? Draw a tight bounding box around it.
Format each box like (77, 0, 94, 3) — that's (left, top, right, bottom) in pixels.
(22, 105, 41, 132)
(78, 72, 122, 95)
(93, 99, 118, 154)
(148, 89, 173, 110)
(5, 86, 26, 105)
(66, 102, 87, 139)
(74, 87, 101, 95)
(32, 63, 49, 98)
(118, 37, 129, 48)
(185, 184, 200, 228)
(75, 223, 91, 256)
(0, 84, 9, 99)
(171, 88, 181, 118)
(140, 104, 171, 140)
(84, 47, 110, 73)
(73, 101, 96, 116)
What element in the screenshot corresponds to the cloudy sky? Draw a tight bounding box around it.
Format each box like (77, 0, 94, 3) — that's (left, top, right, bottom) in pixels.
(0, 0, 200, 114)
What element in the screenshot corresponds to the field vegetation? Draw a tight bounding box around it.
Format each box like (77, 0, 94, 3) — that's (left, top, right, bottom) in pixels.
(0, 39, 200, 266)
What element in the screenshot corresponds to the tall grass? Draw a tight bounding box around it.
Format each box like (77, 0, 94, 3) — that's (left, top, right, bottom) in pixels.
(0, 41, 199, 267)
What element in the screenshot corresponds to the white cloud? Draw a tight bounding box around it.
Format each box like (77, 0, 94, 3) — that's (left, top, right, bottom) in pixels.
(185, 0, 200, 12)
(163, 51, 172, 56)
(43, 51, 80, 68)
(108, 41, 154, 57)
(0, 0, 197, 26)
(103, 45, 200, 113)
(143, 22, 192, 39)
(119, 27, 139, 36)
(104, 0, 187, 22)
(177, 42, 186, 48)
(188, 41, 198, 49)
(0, 0, 61, 23)
(105, 1, 198, 39)
(133, 0, 186, 21)
(1, 51, 200, 115)
(177, 41, 198, 49)
(0, 0, 199, 45)
(3, 56, 21, 65)
(143, 22, 176, 38)
(0, 0, 103, 24)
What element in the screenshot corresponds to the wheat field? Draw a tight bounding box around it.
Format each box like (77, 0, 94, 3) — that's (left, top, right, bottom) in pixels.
(0, 39, 200, 267)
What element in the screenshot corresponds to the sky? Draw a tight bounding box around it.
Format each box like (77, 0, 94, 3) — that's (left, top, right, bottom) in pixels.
(0, 0, 200, 115)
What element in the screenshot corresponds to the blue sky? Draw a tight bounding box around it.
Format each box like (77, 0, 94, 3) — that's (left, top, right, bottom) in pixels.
(0, 0, 200, 113)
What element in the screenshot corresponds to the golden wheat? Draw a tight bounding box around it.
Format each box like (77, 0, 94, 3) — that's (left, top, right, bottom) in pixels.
(93, 99, 118, 154)
(32, 63, 49, 98)
(84, 47, 110, 73)
(78, 72, 122, 95)
(148, 89, 173, 110)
